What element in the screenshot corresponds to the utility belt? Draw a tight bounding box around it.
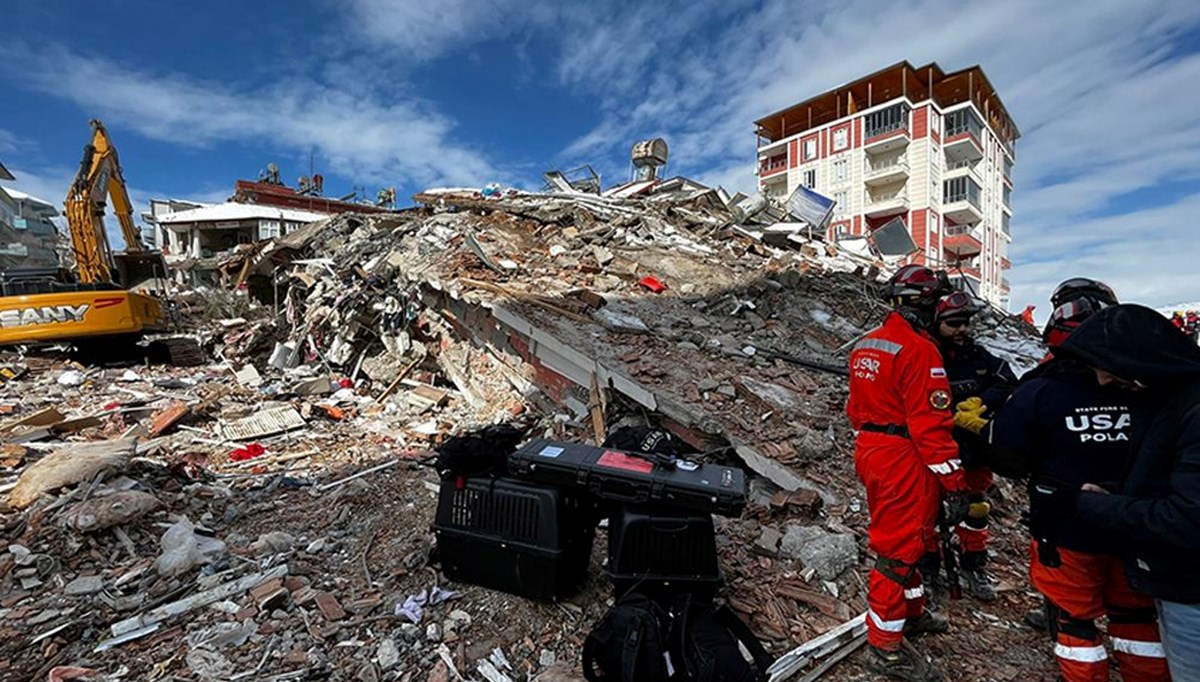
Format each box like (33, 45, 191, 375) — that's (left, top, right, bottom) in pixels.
(860, 423, 910, 439)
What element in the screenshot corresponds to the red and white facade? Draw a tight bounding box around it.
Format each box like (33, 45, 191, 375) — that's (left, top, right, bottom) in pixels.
(755, 62, 1017, 309)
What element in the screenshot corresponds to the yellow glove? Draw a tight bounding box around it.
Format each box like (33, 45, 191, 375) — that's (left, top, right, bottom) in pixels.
(968, 500, 991, 519)
(954, 397, 989, 434)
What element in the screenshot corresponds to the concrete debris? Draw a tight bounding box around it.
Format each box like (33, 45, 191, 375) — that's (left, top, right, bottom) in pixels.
(779, 524, 859, 581)
(0, 180, 1051, 680)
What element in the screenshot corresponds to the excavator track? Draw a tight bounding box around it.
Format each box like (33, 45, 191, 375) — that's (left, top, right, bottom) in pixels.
(146, 337, 206, 367)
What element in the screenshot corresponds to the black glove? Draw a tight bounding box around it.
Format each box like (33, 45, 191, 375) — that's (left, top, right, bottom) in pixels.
(1031, 482, 1080, 520)
(943, 491, 970, 527)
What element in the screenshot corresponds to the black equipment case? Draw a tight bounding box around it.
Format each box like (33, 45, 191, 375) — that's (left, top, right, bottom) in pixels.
(433, 476, 595, 601)
(606, 504, 721, 598)
(508, 438, 747, 516)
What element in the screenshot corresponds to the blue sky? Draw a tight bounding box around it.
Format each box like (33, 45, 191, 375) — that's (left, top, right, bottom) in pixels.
(3, 0, 1200, 313)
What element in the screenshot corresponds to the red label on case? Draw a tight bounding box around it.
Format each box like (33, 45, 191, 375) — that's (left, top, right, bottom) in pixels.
(597, 451, 654, 473)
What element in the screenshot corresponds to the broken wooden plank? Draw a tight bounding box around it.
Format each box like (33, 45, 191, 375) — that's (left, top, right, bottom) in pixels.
(794, 633, 867, 682)
(109, 564, 289, 639)
(148, 401, 190, 438)
(378, 355, 424, 402)
(0, 407, 66, 433)
(766, 612, 866, 681)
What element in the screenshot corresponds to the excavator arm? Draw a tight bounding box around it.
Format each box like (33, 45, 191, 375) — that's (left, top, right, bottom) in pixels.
(64, 119, 146, 284)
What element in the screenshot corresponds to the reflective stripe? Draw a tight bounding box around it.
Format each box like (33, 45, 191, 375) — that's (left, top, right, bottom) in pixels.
(1112, 637, 1166, 658)
(868, 609, 907, 633)
(1054, 643, 1108, 663)
(854, 338, 903, 355)
(903, 586, 925, 600)
(928, 459, 962, 476)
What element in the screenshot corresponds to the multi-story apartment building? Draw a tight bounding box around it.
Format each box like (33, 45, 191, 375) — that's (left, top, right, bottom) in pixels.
(754, 61, 1018, 308)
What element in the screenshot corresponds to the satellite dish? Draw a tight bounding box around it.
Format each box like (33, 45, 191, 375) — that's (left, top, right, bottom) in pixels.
(868, 217, 918, 257)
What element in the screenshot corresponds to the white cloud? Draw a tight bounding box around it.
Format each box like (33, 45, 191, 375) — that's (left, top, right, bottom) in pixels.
(0, 44, 501, 190)
(342, 0, 558, 60)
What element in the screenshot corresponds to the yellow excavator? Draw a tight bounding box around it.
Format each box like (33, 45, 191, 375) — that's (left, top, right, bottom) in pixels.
(0, 120, 201, 364)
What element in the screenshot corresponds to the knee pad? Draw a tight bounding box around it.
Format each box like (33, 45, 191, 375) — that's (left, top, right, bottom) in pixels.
(1046, 600, 1099, 641)
(1107, 603, 1158, 625)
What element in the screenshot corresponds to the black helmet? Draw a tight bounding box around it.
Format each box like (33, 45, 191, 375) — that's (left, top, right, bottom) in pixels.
(936, 291, 982, 321)
(883, 265, 952, 309)
(1051, 278, 1118, 309)
(1042, 297, 1106, 348)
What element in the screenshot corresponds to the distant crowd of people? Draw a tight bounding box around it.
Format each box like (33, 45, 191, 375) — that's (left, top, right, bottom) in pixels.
(1170, 310, 1200, 343)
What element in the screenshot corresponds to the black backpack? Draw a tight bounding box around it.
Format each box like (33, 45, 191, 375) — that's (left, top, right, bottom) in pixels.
(582, 592, 673, 682)
(603, 426, 698, 459)
(434, 423, 528, 479)
(583, 592, 773, 682)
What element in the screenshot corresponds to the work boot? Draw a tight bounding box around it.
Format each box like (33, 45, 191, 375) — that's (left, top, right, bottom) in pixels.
(924, 573, 948, 612)
(866, 640, 943, 681)
(1024, 606, 1048, 631)
(963, 566, 997, 602)
(905, 611, 950, 638)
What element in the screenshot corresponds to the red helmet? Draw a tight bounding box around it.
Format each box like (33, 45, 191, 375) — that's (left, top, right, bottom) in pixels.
(1042, 297, 1106, 348)
(883, 265, 951, 309)
(935, 291, 981, 321)
(1050, 278, 1117, 309)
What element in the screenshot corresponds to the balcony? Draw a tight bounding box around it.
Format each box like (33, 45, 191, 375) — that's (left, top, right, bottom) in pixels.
(863, 125, 909, 154)
(943, 223, 982, 257)
(759, 152, 788, 178)
(863, 103, 911, 154)
(1001, 256, 1012, 270)
(1001, 276, 1011, 291)
(865, 187, 909, 218)
(944, 131, 983, 163)
(944, 108, 985, 163)
(944, 157, 981, 182)
(864, 156, 909, 186)
(944, 177, 984, 225)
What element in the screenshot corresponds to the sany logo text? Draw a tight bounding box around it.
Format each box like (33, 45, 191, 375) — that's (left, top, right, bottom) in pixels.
(0, 304, 90, 328)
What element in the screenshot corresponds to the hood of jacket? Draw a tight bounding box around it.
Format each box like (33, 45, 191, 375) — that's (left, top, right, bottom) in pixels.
(1057, 304, 1200, 386)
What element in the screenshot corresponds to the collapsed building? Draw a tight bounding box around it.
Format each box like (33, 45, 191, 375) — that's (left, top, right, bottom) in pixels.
(0, 168, 1050, 680)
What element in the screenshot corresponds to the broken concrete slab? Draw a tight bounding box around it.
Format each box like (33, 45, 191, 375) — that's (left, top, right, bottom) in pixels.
(779, 524, 858, 581)
(64, 575, 104, 596)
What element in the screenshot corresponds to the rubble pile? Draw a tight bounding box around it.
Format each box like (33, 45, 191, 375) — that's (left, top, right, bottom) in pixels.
(0, 185, 1055, 681)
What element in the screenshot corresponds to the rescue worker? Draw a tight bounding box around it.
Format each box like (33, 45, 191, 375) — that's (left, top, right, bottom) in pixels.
(918, 292, 1016, 604)
(1057, 304, 1200, 679)
(847, 265, 968, 681)
(954, 283, 1169, 682)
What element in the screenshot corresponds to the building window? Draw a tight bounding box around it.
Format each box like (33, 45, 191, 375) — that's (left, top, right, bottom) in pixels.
(834, 223, 849, 239)
(943, 176, 982, 208)
(803, 169, 817, 189)
(803, 139, 817, 161)
(833, 128, 849, 151)
(945, 108, 983, 140)
(834, 158, 848, 182)
(833, 190, 847, 217)
(258, 220, 281, 240)
(864, 103, 910, 139)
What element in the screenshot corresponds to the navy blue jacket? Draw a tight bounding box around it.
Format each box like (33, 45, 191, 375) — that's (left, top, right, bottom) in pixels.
(986, 358, 1135, 553)
(1065, 305, 1200, 603)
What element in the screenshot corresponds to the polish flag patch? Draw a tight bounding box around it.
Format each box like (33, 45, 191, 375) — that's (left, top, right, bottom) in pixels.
(930, 367, 947, 378)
